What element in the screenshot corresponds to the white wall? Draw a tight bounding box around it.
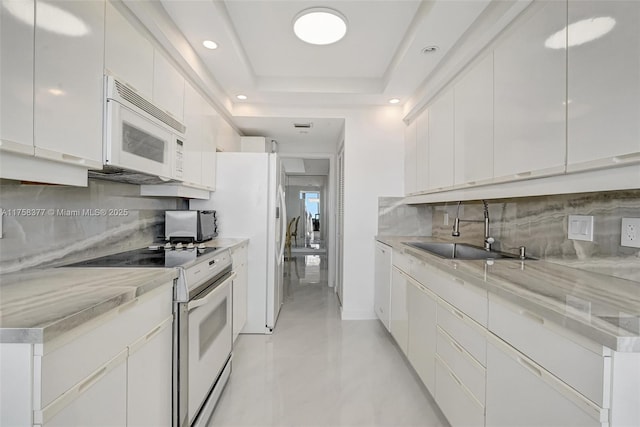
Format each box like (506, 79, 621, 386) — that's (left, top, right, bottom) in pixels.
(234, 105, 405, 319)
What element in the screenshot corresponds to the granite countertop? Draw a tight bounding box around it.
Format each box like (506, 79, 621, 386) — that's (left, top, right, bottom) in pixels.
(376, 236, 640, 353)
(0, 267, 178, 344)
(203, 237, 249, 251)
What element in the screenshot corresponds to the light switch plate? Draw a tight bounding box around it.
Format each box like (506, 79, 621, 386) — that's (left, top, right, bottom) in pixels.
(621, 218, 640, 248)
(568, 215, 594, 242)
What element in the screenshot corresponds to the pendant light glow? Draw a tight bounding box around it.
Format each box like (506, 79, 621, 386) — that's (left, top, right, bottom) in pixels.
(236, 95, 247, 100)
(545, 17, 616, 49)
(293, 8, 347, 45)
(389, 98, 400, 104)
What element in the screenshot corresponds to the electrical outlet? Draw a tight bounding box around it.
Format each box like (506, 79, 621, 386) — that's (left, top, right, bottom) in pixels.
(621, 218, 640, 248)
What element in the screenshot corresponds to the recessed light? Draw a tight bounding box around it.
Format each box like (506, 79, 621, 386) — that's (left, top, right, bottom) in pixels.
(203, 40, 218, 50)
(236, 95, 247, 100)
(389, 98, 401, 104)
(545, 17, 616, 49)
(293, 8, 347, 45)
(421, 46, 439, 54)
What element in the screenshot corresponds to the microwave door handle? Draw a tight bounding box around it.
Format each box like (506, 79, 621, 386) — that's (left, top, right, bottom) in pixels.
(278, 185, 287, 263)
(187, 272, 236, 311)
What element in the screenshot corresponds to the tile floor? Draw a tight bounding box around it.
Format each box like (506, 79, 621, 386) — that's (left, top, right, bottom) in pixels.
(208, 255, 449, 427)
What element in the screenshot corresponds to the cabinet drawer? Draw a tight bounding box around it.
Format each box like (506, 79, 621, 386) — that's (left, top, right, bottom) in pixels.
(392, 248, 412, 273)
(437, 327, 486, 403)
(437, 299, 487, 366)
(38, 284, 173, 408)
(488, 295, 608, 406)
(435, 356, 484, 427)
(412, 261, 487, 325)
(486, 335, 607, 427)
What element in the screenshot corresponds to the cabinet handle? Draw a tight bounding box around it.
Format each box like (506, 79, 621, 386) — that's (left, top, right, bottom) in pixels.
(517, 356, 542, 378)
(78, 366, 108, 393)
(144, 324, 163, 342)
(453, 277, 465, 286)
(516, 171, 532, 178)
(450, 340, 464, 354)
(452, 308, 465, 320)
(449, 371, 463, 387)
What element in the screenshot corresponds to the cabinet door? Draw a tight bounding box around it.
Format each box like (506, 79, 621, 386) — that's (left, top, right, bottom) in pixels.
(390, 266, 408, 354)
(415, 109, 429, 192)
(407, 280, 437, 394)
(428, 90, 454, 190)
(493, 1, 567, 179)
(153, 51, 184, 121)
(201, 101, 219, 190)
(404, 120, 417, 195)
(34, 0, 104, 168)
(374, 242, 392, 330)
(41, 351, 127, 427)
(232, 243, 248, 341)
(127, 317, 173, 427)
(567, 0, 640, 171)
(454, 53, 493, 185)
(486, 337, 606, 427)
(104, 0, 153, 99)
(0, 0, 34, 154)
(183, 81, 204, 186)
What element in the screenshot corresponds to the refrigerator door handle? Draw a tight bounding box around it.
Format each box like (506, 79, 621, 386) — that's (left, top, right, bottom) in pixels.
(278, 185, 287, 264)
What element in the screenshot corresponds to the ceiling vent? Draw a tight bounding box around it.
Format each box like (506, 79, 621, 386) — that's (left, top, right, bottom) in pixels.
(293, 122, 313, 129)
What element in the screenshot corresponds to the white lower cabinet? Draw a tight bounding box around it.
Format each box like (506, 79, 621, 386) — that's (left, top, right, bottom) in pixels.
(374, 242, 392, 330)
(407, 279, 437, 393)
(486, 335, 607, 427)
(39, 351, 128, 427)
(390, 266, 409, 354)
(435, 356, 485, 427)
(232, 242, 249, 341)
(127, 317, 173, 427)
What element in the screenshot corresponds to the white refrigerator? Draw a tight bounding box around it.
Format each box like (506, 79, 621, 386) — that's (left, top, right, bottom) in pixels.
(191, 152, 286, 334)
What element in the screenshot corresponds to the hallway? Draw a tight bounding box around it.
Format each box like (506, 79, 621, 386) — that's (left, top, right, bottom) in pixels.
(208, 255, 448, 427)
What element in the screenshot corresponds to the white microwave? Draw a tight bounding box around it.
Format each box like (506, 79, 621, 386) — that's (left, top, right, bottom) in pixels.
(103, 76, 185, 181)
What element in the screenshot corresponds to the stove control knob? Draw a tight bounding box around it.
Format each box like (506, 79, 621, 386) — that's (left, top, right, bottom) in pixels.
(175, 242, 183, 249)
(148, 245, 159, 250)
(186, 242, 195, 249)
(198, 243, 206, 249)
(164, 242, 172, 249)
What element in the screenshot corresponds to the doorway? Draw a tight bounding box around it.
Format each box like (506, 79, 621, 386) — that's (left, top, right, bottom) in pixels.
(300, 190, 322, 249)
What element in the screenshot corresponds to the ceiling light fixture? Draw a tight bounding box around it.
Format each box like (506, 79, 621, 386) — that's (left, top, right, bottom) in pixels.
(421, 46, 439, 54)
(236, 94, 247, 100)
(545, 17, 616, 49)
(293, 7, 347, 45)
(389, 98, 401, 104)
(202, 40, 218, 50)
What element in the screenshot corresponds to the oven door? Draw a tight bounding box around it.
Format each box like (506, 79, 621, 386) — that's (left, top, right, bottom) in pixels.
(186, 271, 235, 425)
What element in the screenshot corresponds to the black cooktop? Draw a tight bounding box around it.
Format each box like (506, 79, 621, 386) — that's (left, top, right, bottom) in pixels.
(65, 246, 220, 268)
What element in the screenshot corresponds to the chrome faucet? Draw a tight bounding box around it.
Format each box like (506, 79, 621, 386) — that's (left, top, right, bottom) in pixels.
(451, 200, 495, 250)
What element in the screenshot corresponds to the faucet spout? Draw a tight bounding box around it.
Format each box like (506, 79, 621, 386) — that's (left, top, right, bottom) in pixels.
(452, 200, 494, 250)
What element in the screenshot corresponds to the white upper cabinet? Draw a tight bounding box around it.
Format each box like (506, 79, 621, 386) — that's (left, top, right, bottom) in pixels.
(153, 51, 184, 121)
(567, 0, 640, 171)
(454, 53, 494, 185)
(493, 1, 567, 180)
(201, 101, 218, 190)
(104, 0, 153, 99)
(33, 0, 104, 168)
(404, 119, 417, 195)
(428, 89, 455, 190)
(183, 81, 204, 187)
(0, 0, 34, 155)
(415, 109, 429, 192)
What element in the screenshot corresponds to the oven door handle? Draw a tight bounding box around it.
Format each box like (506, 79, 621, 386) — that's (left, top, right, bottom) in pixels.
(187, 272, 236, 312)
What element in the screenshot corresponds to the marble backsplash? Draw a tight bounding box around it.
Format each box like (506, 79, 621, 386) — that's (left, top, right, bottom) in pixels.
(377, 197, 433, 236)
(429, 190, 640, 282)
(0, 179, 181, 273)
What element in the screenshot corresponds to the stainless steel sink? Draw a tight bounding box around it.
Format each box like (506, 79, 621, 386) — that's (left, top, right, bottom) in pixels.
(404, 242, 529, 260)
